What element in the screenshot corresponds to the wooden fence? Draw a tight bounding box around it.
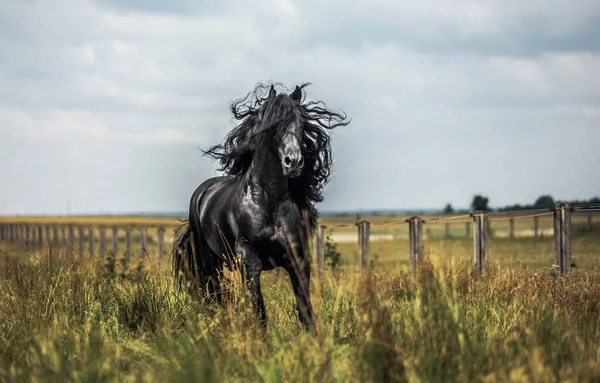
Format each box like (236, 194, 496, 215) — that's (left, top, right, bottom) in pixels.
(312, 203, 599, 276)
(0, 203, 598, 277)
(0, 223, 170, 262)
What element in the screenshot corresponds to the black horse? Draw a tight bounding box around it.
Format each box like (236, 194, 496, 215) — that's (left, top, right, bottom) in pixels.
(172, 82, 349, 330)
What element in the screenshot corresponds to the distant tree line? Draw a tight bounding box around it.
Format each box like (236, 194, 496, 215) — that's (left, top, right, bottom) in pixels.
(442, 195, 600, 214)
(496, 195, 600, 212)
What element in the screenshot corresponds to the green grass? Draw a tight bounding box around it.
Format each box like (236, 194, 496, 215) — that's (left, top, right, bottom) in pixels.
(1, 232, 600, 382)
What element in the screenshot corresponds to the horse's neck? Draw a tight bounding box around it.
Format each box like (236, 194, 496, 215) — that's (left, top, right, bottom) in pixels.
(246, 149, 288, 203)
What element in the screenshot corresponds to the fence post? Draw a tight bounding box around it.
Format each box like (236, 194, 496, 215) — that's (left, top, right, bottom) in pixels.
(356, 222, 363, 269)
(31, 225, 37, 251)
(472, 211, 489, 276)
(88, 226, 94, 258)
(78, 225, 85, 258)
(553, 203, 571, 275)
(357, 220, 370, 270)
(38, 225, 44, 247)
(315, 225, 325, 280)
(25, 225, 31, 248)
(125, 227, 132, 263)
(157, 227, 165, 259)
(445, 223, 451, 238)
(99, 227, 106, 258)
(140, 227, 147, 258)
(407, 216, 423, 270)
(112, 226, 118, 256)
(509, 218, 515, 239)
(46, 225, 52, 249)
(58, 226, 65, 253)
(68, 225, 75, 254)
(533, 216, 539, 238)
(52, 225, 59, 247)
(43, 225, 52, 249)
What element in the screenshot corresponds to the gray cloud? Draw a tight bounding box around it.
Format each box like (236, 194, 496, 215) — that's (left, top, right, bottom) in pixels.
(1, 0, 599, 215)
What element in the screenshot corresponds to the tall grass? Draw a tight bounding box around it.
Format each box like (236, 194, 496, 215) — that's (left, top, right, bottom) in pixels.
(0, 242, 599, 382)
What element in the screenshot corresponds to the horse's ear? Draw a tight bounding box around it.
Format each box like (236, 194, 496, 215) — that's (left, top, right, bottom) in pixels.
(269, 85, 276, 99)
(290, 86, 302, 101)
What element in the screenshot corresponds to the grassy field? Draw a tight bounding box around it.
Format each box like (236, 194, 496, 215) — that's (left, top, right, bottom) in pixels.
(1, 214, 600, 382)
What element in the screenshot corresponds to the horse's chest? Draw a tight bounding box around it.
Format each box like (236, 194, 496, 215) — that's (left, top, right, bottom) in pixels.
(241, 187, 266, 220)
(239, 186, 277, 236)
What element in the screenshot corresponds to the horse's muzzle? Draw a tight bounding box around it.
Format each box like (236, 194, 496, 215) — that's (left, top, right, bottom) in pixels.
(283, 154, 304, 178)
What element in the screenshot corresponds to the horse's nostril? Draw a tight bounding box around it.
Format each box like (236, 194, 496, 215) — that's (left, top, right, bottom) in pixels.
(284, 156, 292, 167)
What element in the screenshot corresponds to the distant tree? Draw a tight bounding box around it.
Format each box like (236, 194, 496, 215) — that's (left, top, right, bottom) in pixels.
(534, 195, 555, 209)
(443, 203, 454, 214)
(471, 195, 490, 212)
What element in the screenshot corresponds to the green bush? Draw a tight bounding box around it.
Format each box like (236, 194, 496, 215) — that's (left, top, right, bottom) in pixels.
(324, 233, 344, 270)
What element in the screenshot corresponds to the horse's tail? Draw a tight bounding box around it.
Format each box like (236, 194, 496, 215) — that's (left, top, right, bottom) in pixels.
(171, 220, 197, 289)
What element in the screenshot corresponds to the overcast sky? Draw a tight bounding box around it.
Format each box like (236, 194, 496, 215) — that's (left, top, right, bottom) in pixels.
(1, 0, 599, 215)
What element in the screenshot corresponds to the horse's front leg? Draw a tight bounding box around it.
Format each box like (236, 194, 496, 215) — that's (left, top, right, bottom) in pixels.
(236, 241, 267, 327)
(282, 233, 316, 332)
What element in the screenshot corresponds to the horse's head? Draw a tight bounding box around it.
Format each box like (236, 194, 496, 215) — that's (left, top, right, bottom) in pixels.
(256, 85, 305, 178)
(204, 82, 350, 229)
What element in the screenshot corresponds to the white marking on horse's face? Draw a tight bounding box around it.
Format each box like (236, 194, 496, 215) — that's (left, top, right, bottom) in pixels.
(278, 121, 304, 178)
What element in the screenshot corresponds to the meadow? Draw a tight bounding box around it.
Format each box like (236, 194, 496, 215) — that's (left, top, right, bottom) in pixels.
(0, 213, 599, 382)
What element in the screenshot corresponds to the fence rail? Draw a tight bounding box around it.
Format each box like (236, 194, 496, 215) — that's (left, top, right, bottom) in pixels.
(312, 203, 598, 276)
(1, 203, 598, 277)
(0, 222, 171, 261)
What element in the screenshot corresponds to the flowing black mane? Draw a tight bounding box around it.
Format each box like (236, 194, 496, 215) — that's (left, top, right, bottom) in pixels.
(202, 83, 350, 228)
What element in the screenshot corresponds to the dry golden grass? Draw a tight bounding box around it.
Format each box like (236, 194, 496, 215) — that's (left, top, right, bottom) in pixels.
(1, 237, 600, 382)
(0, 214, 599, 381)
